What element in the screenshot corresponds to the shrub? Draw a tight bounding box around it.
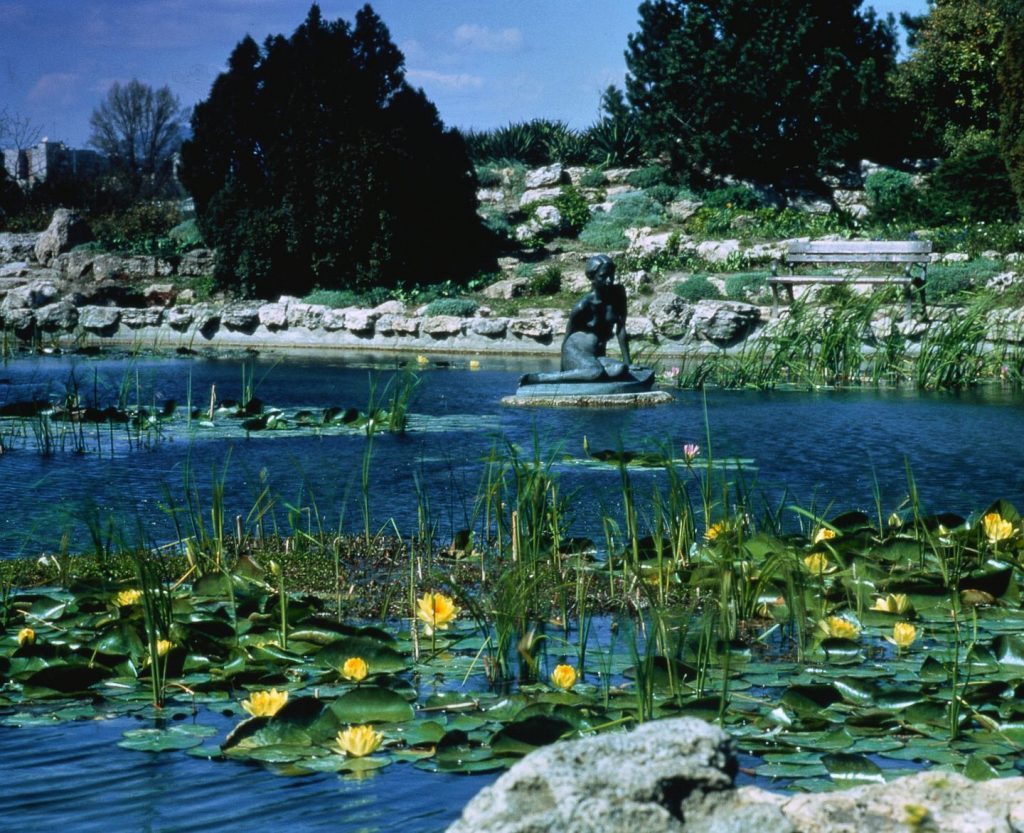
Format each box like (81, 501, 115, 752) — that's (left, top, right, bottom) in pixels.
(169, 219, 204, 250)
(475, 166, 504, 188)
(925, 260, 1004, 300)
(578, 192, 664, 249)
(553, 185, 591, 236)
(645, 184, 679, 205)
(724, 271, 770, 301)
(529, 265, 563, 296)
(864, 169, 921, 224)
(921, 141, 1019, 224)
(674, 274, 723, 302)
(578, 169, 607, 188)
(701, 184, 764, 210)
(626, 165, 671, 189)
(304, 289, 362, 308)
(423, 298, 479, 317)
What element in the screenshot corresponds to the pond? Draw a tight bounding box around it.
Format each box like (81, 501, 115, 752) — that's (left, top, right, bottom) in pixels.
(2, 351, 1024, 831)
(0, 351, 1021, 559)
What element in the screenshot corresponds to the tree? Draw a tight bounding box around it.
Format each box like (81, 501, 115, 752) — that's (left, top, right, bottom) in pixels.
(896, 0, 1007, 157)
(999, 2, 1024, 211)
(179, 4, 488, 299)
(0, 107, 42, 151)
(88, 79, 186, 198)
(624, 0, 901, 182)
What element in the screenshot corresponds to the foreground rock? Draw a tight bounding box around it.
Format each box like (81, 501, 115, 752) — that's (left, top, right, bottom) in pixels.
(446, 717, 1024, 833)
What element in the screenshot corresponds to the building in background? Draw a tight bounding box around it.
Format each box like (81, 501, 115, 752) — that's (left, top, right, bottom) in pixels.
(2, 139, 106, 187)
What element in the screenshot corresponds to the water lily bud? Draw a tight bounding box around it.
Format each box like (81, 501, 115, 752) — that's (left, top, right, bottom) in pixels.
(551, 664, 578, 690)
(269, 560, 281, 577)
(17, 627, 35, 647)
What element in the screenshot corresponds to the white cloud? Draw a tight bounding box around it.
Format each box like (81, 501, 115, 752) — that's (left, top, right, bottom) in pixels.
(407, 69, 484, 91)
(27, 73, 79, 104)
(453, 23, 522, 52)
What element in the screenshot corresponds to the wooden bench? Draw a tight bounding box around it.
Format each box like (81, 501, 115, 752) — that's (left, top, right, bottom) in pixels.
(769, 240, 930, 318)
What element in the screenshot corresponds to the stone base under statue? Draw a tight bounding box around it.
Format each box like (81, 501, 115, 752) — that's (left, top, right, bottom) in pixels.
(504, 370, 671, 407)
(502, 389, 674, 408)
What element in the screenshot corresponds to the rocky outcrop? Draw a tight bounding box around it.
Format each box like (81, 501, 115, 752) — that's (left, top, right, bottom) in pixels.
(446, 717, 1024, 833)
(34, 209, 93, 266)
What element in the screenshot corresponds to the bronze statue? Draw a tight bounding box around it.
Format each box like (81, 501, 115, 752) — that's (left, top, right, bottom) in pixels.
(519, 254, 649, 387)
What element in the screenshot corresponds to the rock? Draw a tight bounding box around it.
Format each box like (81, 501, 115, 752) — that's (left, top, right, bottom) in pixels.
(165, 306, 195, 332)
(375, 314, 419, 336)
(220, 302, 261, 332)
(666, 200, 703, 221)
(34, 300, 78, 332)
(0, 307, 34, 332)
(0, 232, 40, 262)
(421, 315, 464, 338)
(34, 209, 93, 266)
(691, 300, 761, 344)
(627, 227, 677, 256)
(525, 164, 565, 189)
(477, 188, 505, 204)
(259, 303, 289, 331)
(987, 272, 1019, 293)
(286, 302, 325, 330)
(143, 283, 177, 307)
(178, 249, 216, 276)
(786, 194, 833, 215)
(119, 307, 162, 328)
(509, 317, 553, 341)
(626, 315, 655, 338)
(322, 308, 347, 331)
(191, 304, 221, 336)
(942, 252, 970, 264)
(696, 240, 741, 263)
(0, 261, 30, 278)
(78, 306, 121, 335)
(2, 279, 60, 310)
(519, 187, 563, 208)
(602, 167, 638, 184)
(483, 278, 530, 300)
(646, 293, 695, 339)
(515, 205, 563, 241)
(565, 166, 590, 185)
(445, 718, 749, 833)
(469, 317, 508, 338)
(342, 308, 378, 334)
(1006, 252, 1024, 264)
(767, 771, 1024, 833)
(619, 269, 652, 294)
(372, 300, 405, 316)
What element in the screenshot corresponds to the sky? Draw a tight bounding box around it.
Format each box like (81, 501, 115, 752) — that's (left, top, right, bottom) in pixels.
(1, 0, 930, 150)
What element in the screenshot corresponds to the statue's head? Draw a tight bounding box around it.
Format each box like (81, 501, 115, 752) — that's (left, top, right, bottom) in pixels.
(585, 254, 616, 286)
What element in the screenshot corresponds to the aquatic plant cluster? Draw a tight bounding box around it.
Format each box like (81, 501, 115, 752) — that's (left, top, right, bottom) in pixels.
(2, 434, 1024, 790)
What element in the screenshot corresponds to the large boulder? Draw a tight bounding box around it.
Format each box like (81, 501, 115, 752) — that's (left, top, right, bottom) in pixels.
(691, 300, 761, 345)
(34, 300, 78, 332)
(646, 293, 695, 339)
(525, 164, 565, 189)
(445, 718, 770, 833)
(34, 209, 92, 266)
(1, 279, 60, 310)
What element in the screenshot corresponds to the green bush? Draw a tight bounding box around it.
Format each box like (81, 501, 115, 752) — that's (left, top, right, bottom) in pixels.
(578, 169, 607, 188)
(553, 185, 591, 236)
(674, 274, 723, 302)
(90, 201, 183, 255)
(304, 288, 362, 308)
(921, 141, 1019, 224)
(701, 184, 764, 210)
(528, 265, 563, 296)
(423, 298, 479, 317)
(578, 192, 664, 249)
(169, 219, 204, 250)
(927, 221, 1024, 255)
(724, 271, 770, 301)
(626, 165, 671, 189)
(925, 260, 1004, 300)
(864, 169, 921, 224)
(645, 184, 679, 205)
(475, 166, 504, 188)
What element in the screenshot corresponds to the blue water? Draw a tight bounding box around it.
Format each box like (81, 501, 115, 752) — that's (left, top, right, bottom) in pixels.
(2, 351, 1023, 831)
(0, 352, 1021, 557)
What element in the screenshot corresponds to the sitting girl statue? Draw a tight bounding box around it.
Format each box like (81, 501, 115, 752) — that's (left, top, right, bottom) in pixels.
(519, 254, 652, 388)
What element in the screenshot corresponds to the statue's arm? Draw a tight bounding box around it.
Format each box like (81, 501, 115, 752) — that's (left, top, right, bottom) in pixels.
(613, 290, 631, 365)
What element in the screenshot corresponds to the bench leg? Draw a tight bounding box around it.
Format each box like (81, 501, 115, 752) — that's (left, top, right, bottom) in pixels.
(771, 285, 780, 318)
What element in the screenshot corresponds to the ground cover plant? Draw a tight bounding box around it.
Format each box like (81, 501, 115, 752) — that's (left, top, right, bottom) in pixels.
(2, 425, 1024, 790)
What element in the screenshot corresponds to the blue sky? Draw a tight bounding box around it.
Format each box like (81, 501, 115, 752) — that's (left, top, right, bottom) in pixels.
(1, 0, 929, 149)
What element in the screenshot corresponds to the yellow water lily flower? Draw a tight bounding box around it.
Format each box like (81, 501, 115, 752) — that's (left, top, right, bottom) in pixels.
(813, 527, 837, 544)
(342, 657, 369, 682)
(705, 522, 727, 541)
(820, 616, 860, 640)
(886, 622, 918, 650)
(336, 725, 383, 757)
(803, 553, 834, 575)
(982, 512, 1014, 544)
(417, 592, 459, 635)
(551, 664, 578, 690)
(871, 593, 911, 615)
(114, 589, 143, 607)
(241, 688, 288, 718)
(469, 360, 480, 370)
(154, 639, 173, 657)
(416, 355, 429, 365)
(17, 627, 35, 647)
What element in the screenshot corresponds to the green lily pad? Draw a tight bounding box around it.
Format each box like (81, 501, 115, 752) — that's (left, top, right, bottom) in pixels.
(119, 723, 217, 752)
(822, 752, 886, 785)
(326, 686, 415, 725)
